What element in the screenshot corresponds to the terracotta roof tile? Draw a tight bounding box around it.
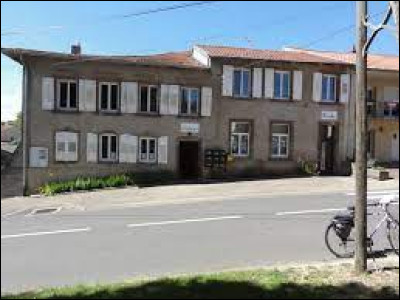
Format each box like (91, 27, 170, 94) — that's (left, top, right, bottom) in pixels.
(1, 48, 207, 69)
(285, 48, 399, 71)
(197, 45, 348, 65)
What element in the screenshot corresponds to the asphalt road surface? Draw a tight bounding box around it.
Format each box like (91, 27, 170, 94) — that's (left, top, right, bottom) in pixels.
(1, 189, 399, 294)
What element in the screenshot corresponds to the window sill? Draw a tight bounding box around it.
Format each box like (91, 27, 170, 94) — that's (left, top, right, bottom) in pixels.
(269, 157, 292, 162)
(55, 108, 79, 113)
(178, 114, 201, 119)
(98, 160, 119, 164)
(136, 112, 160, 117)
(318, 101, 341, 105)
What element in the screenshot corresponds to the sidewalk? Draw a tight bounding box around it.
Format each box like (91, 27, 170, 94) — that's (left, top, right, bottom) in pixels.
(1, 176, 399, 216)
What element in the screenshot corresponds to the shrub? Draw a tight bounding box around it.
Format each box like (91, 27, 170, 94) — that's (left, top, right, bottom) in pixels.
(39, 174, 131, 196)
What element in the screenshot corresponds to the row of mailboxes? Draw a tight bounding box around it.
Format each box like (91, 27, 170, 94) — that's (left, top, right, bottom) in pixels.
(204, 149, 227, 168)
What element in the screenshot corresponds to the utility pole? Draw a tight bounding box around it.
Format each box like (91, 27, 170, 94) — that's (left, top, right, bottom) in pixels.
(355, 0, 368, 274)
(390, 1, 399, 40)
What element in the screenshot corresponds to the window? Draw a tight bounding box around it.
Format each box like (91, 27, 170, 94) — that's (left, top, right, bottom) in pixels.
(140, 85, 158, 113)
(322, 75, 337, 102)
(100, 134, 118, 162)
(99, 82, 119, 112)
(233, 68, 251, 98)
(384, 102, 400, 118)
(181, 88, 200, 115)
(57, 80, 77, 110)
(271, 124, 290, 159)
(274, 71, 291, 99)
(231, 122, 250, 157)
(55, 132, 78, 162)
(139, 137, 157, 163)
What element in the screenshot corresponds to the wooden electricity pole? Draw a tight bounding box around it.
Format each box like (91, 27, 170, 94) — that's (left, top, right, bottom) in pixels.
(355, 0, 368, 274)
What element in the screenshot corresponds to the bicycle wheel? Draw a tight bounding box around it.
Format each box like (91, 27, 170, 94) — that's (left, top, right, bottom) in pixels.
(387, 220, 399, 256)
(325, 222, 355, 258)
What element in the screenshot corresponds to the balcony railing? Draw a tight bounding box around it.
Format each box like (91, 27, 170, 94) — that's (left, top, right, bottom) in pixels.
(368, 101, 399, 119)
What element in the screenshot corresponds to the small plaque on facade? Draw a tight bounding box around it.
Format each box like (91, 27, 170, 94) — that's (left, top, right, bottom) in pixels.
(321, 111, 338, 121)
(180, 123, 200, 134)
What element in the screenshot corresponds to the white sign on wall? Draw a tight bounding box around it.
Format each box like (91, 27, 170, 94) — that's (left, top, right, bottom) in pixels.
(180, 123, 200, 134)
(321, 111, 338, 121)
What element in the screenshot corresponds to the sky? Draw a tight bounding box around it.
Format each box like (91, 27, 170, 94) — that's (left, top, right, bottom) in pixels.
(1, 1, 398, 121)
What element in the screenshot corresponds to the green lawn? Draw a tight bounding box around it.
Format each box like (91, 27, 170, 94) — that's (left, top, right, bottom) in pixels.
(2, 264, 399, 299)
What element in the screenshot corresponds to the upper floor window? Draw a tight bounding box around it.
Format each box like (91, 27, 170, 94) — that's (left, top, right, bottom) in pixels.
(271, 123, 290, 159)
(140, 85, 158, 113)
(231, 121, 250, 157)
(233, 68, 251, 98)
(274, 71, 291, 100)
(322, 75, 337, 102)
(57, 80, 77, 110)
(99, 82, 119, 112)
(100, 133, 118, 162)
(139, 137, 157, 163)
(181, 88, 200, 116)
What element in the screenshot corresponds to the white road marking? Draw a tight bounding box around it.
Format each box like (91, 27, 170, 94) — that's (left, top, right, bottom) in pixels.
(1, 227, 91, 240)
(127, 216, 243, 228)
(276, 208, 346, 216)
(346, 190, 399, 196)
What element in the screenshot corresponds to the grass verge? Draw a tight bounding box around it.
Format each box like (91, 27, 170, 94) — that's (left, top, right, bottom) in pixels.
(2, 263, 399, 299)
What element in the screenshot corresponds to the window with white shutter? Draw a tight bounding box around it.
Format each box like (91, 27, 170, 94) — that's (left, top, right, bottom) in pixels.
(252, 68, 263, 99)
(264, 68, 275, 99)
(57, 79, 78, 110)
(274, 71, 291, 100)
(139, 85, 158, 113)
(169, 85, 180, 115)
(139, 137, 157, 163)
(99, 133, 118, 162)
(99, 82, 120, 112)
(313, 73, 323, 102)
(233, 68, 251, 98)
(293, 71, 303, 101)
(340, 74, 350, 103)
(55, 132, 79, 162)
(180, 87, 200, 116)
(79, 80, 97, 112)
(322, 74, 337, 102)
(222, 65, 234, 97)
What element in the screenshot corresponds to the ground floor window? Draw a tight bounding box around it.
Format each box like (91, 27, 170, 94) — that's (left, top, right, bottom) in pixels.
(55, 132, 78, 162)
(100, 134, 118, 162)
(271, 123, 290, 159)
(139, 137, 157, 163)
(231, 122, 250, 157)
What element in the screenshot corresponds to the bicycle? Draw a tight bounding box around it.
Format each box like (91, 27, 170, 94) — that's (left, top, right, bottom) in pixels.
(325, 195, 399, 259)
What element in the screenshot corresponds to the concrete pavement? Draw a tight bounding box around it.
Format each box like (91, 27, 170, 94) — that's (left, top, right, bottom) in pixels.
(1, 189, 399, 294)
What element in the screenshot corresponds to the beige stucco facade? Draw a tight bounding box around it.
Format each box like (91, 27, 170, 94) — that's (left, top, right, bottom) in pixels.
(3, 47, 359, 193)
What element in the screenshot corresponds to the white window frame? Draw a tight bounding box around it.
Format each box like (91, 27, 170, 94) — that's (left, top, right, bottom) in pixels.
(57, 79, 78, 110)
(180, 87, 200, 116)
(271, 124, 290, 159)
(55, 132, 78, 162)
(230, 122, 250, 157)
(99, 133, 118, 162)
(139, 137, 157, 163)
(233, 68, 251, 98)
(274, 71, 291, 100)
(99, 82, 120, 112)
(139, 85, 158, 113)
(321, 74, 337, 102)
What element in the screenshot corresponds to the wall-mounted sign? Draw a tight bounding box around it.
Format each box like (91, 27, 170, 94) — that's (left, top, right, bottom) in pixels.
(321, 111, 338, 121)
(180, 123, 200, 134)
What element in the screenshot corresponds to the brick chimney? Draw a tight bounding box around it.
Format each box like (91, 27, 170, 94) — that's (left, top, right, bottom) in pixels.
(71, 43, 81, 55)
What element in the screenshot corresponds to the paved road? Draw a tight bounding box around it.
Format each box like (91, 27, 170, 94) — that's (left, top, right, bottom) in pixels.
(1, 189, 399, 294)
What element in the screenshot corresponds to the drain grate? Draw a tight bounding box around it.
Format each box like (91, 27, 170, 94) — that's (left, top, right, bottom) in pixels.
(29, 207, 61, 216)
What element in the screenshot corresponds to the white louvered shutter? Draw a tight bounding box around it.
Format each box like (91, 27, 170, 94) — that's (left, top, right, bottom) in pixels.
(168, 85, 180, 115)
(66, 132, 78, 162)
(121, 82, 138, 114)
(293, 71, 303, 101)
(160, 85, 170, 115)
(340, 74, 351, 103)
(42, 77, 55, 111)
(313, 73, 323, 102)
(222, 65, 234, 97)
(264, 68, 275, 99)
(201, 87, 213, 117)
(79, 80, 97, 112)
(119, 134, 138, 163)
(252, 68, 263, 98)
(87, 133, 98, 163)
(158, 136, 168, 165)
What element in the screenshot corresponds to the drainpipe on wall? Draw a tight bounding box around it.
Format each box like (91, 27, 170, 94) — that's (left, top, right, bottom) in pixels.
(21, 58, 29, 196)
